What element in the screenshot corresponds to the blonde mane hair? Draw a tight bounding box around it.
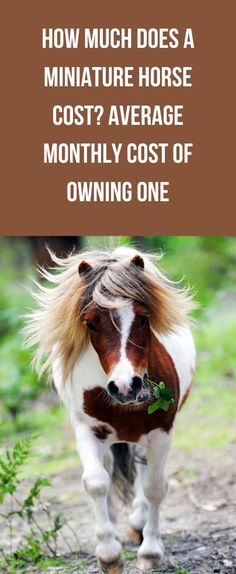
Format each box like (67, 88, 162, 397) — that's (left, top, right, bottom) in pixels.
(24, 246, 195, 382)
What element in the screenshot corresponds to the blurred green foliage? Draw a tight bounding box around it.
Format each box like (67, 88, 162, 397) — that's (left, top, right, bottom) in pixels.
(0, 239, 42, 426)
(146, 236, 236, 308)
(0, 335, 40, 419)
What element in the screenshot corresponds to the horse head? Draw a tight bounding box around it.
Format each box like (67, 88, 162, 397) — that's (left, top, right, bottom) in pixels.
(79, 254, 151, 404)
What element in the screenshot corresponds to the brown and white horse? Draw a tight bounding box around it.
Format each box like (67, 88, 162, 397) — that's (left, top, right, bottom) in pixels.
(25, 246, 196, 572)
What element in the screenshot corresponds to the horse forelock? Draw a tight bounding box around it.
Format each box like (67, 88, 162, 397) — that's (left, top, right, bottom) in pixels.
(24, 246, 196, 383)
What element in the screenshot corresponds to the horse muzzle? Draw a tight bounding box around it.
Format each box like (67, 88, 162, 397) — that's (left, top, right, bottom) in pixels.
(107, 375, 150, 405)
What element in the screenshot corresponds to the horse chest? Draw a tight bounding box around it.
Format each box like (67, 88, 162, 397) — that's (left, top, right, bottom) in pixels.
(83, 386, 177, 441)
(83, 340, 180, 442)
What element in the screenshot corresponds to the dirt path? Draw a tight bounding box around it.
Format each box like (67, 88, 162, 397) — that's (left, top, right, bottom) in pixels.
(17, 444, 236, 574)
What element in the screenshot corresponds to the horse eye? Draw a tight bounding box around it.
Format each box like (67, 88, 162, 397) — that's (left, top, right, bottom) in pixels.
(86, 320, 96, 332)
(140, 314, 149, 327)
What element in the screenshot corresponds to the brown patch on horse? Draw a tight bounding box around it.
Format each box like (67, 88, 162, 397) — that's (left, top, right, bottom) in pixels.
(127, 526, 143, 545)
(179, 384, 192, 410)
(92, 424, 112, 441)
(83, 334, 180, 442)
(126, 303, 151, 370)
(84, 308, 120, 374)
(98, 557, 124, 574)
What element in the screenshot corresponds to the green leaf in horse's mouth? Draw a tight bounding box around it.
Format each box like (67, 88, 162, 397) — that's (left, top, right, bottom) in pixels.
(146, 379, 175, 415)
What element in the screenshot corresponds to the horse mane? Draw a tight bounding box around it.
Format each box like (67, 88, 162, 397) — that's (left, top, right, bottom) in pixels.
(24, 246, 196, 382)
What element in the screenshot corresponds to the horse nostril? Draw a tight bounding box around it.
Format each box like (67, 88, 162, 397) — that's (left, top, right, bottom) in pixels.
(131, 376, 142, 393)
(107, 381, 119, 397)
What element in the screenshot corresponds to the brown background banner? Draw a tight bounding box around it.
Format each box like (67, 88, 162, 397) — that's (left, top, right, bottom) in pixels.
(1, 1, 235, 235)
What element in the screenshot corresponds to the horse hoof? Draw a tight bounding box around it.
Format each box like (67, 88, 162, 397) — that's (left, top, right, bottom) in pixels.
(98, 557, 124, 574)
(127, 525, 143, 545)
(137, 555, 162, 571)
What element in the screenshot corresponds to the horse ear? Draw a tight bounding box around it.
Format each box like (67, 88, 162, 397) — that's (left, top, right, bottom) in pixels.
(78, 260, 93, 277)
(131, 255, 144, 270)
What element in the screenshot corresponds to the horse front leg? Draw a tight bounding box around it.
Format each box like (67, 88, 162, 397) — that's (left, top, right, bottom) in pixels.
(74, 423, 123, 573)
(103, 449, 118, 526)
(128, 446, 148, 544)
(137, 428, 172, 571)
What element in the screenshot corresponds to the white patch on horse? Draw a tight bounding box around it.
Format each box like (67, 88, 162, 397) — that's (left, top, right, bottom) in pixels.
(53, 342, 107, 422)
(118, 305, 135, 359)
(157, 326, 196, 406)
(108, 304, 135, 396)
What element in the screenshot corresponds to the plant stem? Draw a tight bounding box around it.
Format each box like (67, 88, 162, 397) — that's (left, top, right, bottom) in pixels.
(30, 515, 56, 555)
(9, 495, 13, 555)
(65, 523, 80, 549)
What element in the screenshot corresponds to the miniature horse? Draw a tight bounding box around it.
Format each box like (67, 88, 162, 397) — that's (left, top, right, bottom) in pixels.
(25, 246, 196, 572)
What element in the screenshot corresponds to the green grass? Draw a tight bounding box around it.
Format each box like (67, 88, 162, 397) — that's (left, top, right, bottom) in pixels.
(122, 547, 136, 561)
(37, 557, 63, 569)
